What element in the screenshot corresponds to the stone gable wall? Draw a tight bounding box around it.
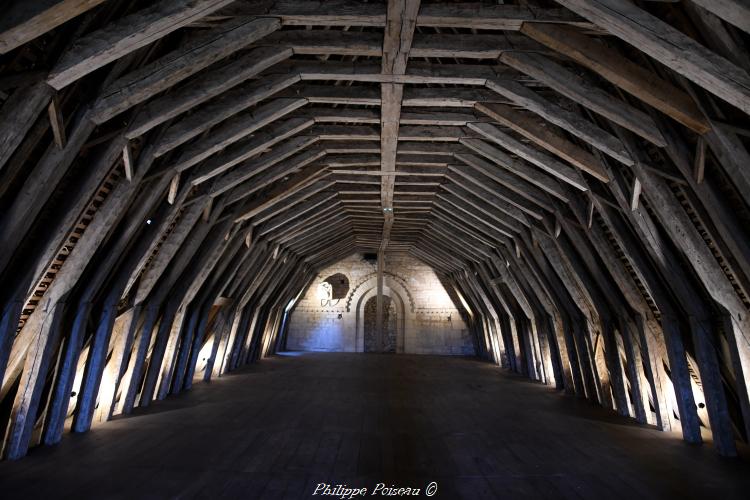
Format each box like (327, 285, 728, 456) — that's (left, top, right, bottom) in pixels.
(286, 253, 474, 355)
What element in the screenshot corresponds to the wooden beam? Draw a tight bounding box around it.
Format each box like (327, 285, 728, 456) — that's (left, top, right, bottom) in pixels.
(486, 79, 633, 166)
(261, 30, 543, 59)
(0, 82, 52, 174)
(467, 122, 586, 190)
(122, 142, 134, 181)
(226, 148, 326, 205)
(519, 22, 709, 134)
(168, 173, 180, 205)
(379, 0, 420, 257)
(46, 93, 66, 149)
(47, 0, 236, 90)
(459, 138, 567, 203)
(693, 136, 706, 184)
(187, 117, 313, 184)
(555, 0, 750, 115)
(499, 51, 667, 147)
(126, 46, 291, 139)
(0, 0, 106, 54)
(171, 98, 307, 173)
(682, 0, 750, 36)
(456, 153, 555, 212)
(380, 83, 402, 210)
(235, 166, 328, 222)
(475, 102, 609, 182)
(228, 1, 596, 30)
(92, 17, 281, 124)
(272, 59, 501, 85)
(155, 73, 300, 157)
(209, 136, 319, 197)
(202, 197, 212, 222)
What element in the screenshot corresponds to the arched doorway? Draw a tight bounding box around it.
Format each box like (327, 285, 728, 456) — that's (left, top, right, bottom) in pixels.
(355, 286, 406, 353)
(363, 296, 398, 352)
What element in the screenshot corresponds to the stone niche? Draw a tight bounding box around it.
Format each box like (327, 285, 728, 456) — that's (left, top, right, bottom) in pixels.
(286, 253, 475, 355)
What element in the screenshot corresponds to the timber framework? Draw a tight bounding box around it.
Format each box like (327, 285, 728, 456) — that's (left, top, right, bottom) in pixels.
(0, 0, 749, 462)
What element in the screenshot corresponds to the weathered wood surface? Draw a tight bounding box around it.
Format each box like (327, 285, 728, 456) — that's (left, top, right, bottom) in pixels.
(555, 0, 750, 115)
(0, 0, 106, 54)
(47, 0, 237, 89)
(0, 82, 52, 174)
(1, 0, 749, 464)
(91, 17, 281, 124)
(519, 22, 709, 134)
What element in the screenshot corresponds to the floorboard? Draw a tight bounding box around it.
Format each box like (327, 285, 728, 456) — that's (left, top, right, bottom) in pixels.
(0, 352, 748, 499)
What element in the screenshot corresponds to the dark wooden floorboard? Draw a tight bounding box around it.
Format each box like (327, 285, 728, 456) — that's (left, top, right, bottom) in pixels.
(1, 352, 749, 499)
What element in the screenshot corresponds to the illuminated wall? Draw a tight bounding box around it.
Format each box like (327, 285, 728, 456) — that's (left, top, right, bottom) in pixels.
(286, 253, 474, 355)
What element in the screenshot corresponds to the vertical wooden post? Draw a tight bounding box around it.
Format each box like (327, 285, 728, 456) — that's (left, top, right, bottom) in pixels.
(2, 299, 67, 460)
(47, 93, 66, 149)
(71, 303, 118, 433)
(117, 306, 159, 415)
(688, 316, 737, 456)
(43, 301, 92, 444)
(376, 250, 384, 352)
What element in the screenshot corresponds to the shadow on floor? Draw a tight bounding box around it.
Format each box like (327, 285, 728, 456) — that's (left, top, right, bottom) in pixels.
(0, 352, 748, 499)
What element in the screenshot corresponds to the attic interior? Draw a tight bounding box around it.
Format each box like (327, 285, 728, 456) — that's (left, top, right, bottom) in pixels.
(1, 0, 750, 497)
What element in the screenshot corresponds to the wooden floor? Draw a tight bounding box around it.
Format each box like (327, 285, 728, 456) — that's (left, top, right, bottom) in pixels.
(1, 353, 748, 499)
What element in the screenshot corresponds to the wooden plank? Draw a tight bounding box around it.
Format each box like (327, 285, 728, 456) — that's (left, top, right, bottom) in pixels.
(126, 46, 291, 139)
(235, 166, 328, 222)
(446, 162, 540, 223)
(468, 122, 586, 190)
(555, 0, 750, 115)
(0, 82, 52, 173)
(261, 30, 541, 59)
(486, 79, 633, 166)
(499, 51, 667, 147)
(154, 73, 300, 157)
(690, 0, 750, 35)
(226, 148, 326, 205)
(235, 0, 595, 29)
(272, 59, 501, 85)
(475, 102, 609, 182)
(47, 0, 236, 90)
(0, 0, 106, 54)
(449, 153, 555, 212)
(91, 17, 280, 124)
(693, 137, 706, 184)
(520, 22, 709, 134)
(171, 98, 307, 173)
(380, 83, 402, 210)
(188, 117, 314, 184)
(209, 136, 319, 197)
(122, 142, 134, 181)
(168, 173, 180, 205)
(46, 93, 66, 149)
(459, 138, 568, 203)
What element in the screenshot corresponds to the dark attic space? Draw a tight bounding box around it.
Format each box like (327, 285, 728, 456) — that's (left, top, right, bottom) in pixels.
(1, 0, 750, 498)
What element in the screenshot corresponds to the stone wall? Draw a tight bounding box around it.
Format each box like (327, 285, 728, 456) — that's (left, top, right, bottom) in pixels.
(285, 253, 474, 355)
